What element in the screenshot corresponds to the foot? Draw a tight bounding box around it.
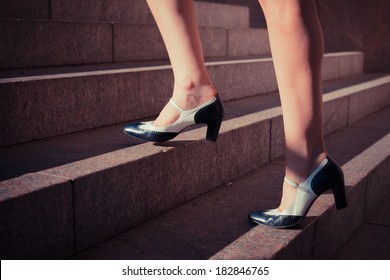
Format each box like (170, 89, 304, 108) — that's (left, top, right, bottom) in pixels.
(277, 152, 327, 212)
(249, 154, 346, 228)
(277, 180, 298, 212)
(152, 85, 216, 127)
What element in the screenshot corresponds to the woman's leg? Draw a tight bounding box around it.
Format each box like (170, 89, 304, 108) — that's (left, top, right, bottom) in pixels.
(146, 0, 217, 127)
(258, 0, 327, 211)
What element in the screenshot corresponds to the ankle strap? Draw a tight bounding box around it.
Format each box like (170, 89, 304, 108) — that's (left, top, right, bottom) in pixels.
(284, 177, 299, 188)
(284, 176, 312, 194)
(169, 99, 184, 112)
(284, 153, 328, 189)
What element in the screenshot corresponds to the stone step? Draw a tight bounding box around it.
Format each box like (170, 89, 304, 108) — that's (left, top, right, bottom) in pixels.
(71, 107, 390, 260)
(0, 75, 389, 259)
(0, 18, 268, 70)
(0, 52, 364, 147)
(0, 1, 250, 28)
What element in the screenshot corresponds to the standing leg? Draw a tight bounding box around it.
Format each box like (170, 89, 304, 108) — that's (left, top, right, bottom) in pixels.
(259, 0, 327, 211)
(249, 0, 347, 229)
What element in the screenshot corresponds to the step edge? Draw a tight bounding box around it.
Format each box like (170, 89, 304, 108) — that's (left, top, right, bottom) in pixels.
(210, 132, 390, 260)
(0, 52, 364, 84)
(323, 75, 390, 101)
(1, 91, 388, 257)
(1, 77, 387, 184)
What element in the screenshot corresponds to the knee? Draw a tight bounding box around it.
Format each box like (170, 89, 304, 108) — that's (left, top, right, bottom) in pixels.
(258, 0, 305, 30)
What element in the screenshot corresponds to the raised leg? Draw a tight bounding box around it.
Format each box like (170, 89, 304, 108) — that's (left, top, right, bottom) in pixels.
(146, 0, 217, 127)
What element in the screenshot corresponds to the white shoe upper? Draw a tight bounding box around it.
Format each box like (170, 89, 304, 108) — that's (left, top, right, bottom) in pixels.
(139, 97, 217, 133)
(265, 157, 329, 216)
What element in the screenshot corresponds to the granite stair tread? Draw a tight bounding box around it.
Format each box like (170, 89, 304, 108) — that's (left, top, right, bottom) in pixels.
(0, 1, 251, 28)
(1, 73, 388, 182)
(0, 52, 361, 81)
(70, 107, 390, 260)
(1, 74, 389, 259)
(1, 0, 387, 263)
(0, 17, 266, 69)
(0, 52, 365, 147)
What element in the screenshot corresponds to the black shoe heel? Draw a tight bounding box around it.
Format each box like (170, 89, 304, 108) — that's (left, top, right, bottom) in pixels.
(195, 94, 224, 141)
(332, 179, 348, 210)
(205, 118, 223, 141)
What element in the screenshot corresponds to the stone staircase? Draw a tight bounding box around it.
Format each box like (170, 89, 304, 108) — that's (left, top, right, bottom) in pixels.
(0, 1, 389, 259)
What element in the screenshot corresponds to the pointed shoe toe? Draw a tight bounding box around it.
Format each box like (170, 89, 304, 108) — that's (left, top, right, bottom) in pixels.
(124, 122, 141, 134)
(123, 122, 178, 142)
(248, 210, 303, 229)
(248, 210, 268, 224)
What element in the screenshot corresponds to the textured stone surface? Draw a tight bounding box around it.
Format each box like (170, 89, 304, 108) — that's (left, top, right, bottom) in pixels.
(50, 0, 249, 28)
(200, 0, 389, 72)
(7, 5, 356, 70)
(272, 192, 336, 260)
(348, 83, 390, 124)
(211, 224, 312, 260)
(0, 20, 112, 69)
(223, 92, 280, 116)
(2, 58, 278, 147)
(0, 89, 388, 257)
(51, 0, 153, 24)
(1, 0, 387, 72)
(366, 193, 390, 227)
(322, 52, 364, 81)
(318, 130, 390, 259)
(334, 224, 390, 260)
(366, 154, 390, 218)
(0, 121, 147, 182)
(0, 71, 142, 146)
(271, 225, 315, 260)
(352, 105, 390, 130)
(0, 173, 73, 259)
(334, 164, 390, 260)
(114, 24, 168, 62)
(325, 127, 389, 168)
(270, 114, 285, 161)
(35, 114, 270, 251)
(312, 179, 366, 259)
(208, 58, 277, 100)
(228, 28, 270, 56)
(71, 106, 390, 259)
(322, 97, 349, 135)
(0, 0, 388, 261)
(316, 0, 390, 72)
(71, 163, 283, 259)
(194, 1, 249, 28)
(198, 27, 229, 58)
(1, 101, 387, 259)
(114, 25, 227, 62)
(0, 0, 49, 19)
(0, 62, 384, 147)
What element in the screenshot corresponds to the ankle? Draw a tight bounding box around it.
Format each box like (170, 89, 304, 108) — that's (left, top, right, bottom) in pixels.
(285, 150, 327, 183)
(172, 82, 216, 109)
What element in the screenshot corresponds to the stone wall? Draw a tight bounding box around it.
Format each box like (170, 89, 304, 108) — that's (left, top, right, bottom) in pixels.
(197, 0, 389, 72)
(315, 0, 389, 72)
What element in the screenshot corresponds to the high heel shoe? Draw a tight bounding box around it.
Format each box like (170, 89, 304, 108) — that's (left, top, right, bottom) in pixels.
(248, 155, 348, 228)
(124, 94, 224, 142)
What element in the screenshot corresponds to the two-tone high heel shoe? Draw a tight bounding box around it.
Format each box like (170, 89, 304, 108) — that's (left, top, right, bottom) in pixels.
(248, 155, 348, 228)
(124, 94, 224, 142)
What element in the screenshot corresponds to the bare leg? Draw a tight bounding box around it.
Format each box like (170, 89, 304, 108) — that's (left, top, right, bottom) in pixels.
(258, 0, 327, 211)
(146, 0, 216, 127)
